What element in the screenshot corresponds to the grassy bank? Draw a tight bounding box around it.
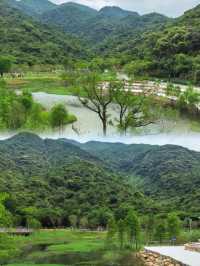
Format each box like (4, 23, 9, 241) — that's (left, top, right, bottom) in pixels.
(3, 230, 140, 266)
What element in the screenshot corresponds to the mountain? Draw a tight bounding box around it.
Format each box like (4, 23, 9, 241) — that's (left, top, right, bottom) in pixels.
(81, 141, 200, 213)
(8, 0, 57, 17)
(108, 4, 200, 84)
(41, 2, 98, 35)
(1, 133, 200, 226)
(0, 0, 88, 65)
(0, 133, 152, 227)
(98, 6, 137, 19)
(40, 3, 170, 43)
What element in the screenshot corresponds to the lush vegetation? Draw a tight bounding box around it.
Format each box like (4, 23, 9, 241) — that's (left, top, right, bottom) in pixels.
(0, 0, 88, 66)
(0, 133, 200, 229)
(4, 0, 200, 84)
(80, 140, 200, 214)
(0, 196, 200, 265)
(0, 80, 76, 131)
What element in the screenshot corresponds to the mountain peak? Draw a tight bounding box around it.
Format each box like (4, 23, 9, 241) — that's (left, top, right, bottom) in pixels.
(99, 6, 138, 18)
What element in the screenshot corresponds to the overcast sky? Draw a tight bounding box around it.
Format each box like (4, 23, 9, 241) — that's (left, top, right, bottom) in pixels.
(51, 0, 199, 17)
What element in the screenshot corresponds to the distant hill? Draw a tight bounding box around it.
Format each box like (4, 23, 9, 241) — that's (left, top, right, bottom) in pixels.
(81, 141, 200, 213)
(8, 0, 57, 17)
(104, 3, 200, 84)
(40, 2, 170, 43)
(0, 0, 88, 65)
(41, 2, 98, 35)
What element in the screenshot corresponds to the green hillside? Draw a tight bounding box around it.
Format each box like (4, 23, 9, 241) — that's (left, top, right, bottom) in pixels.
(8, 0, 57, 17)
(1, 133, 200, 227)
(41, 2, 98, 36)
(0, 0, 88, 65)
(0, 133, 152, 228)
(41, 3, 170, 43)
(105, 4, 200, 84)
(82, 141, 200, 213)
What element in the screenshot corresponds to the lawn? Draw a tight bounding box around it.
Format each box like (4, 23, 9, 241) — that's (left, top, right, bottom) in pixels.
(5, 73, 73, 95)
(3, 230, 114, 266)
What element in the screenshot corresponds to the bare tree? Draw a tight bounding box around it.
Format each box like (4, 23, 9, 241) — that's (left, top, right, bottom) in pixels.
(77, 72, 115, 136)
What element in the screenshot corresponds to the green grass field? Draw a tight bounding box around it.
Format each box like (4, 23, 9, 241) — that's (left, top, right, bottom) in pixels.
(3, 230, 132, 266)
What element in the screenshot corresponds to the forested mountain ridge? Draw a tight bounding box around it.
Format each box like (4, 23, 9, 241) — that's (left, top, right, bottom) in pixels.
(81, 141, 200, 213)
(8, 0, 57, 17)
(107, 3, 200, 83)
(0, 0, 88, 65)
(40, 3, 171, 43)
(41, 2, 98, 36)
(0, 133, 153, 227)
(0, 133, 200, 226)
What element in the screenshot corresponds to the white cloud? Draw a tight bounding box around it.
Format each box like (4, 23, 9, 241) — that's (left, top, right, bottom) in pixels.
(51, 0, 200, 17)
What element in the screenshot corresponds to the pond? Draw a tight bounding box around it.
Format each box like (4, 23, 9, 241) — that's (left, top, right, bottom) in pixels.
(8, 243, 143, 266)
(31, 92, 200, 151)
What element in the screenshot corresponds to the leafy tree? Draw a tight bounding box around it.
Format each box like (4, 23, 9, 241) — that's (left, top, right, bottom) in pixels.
(154, 220, 167, 244)
(0, 193, 12, 227)
(0, 56, 12, 77)
(144, 215, 155, 245)
(178, 86, 200, 112)
(79, 216, 88, 229)
(50, 104, 68, 132)
(167, 213, 181, 241)
(117, 219, 126, 249)
(20, 90, 33, 113)
(69, 214, 78, 229)
(125, 210, 141, 250)
(106, 216, 117, 246)
(114, 82, 154, 134)
(0, 193, 15, 265)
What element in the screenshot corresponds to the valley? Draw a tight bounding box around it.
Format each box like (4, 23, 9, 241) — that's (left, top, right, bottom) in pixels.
(0, 0, 200, 265)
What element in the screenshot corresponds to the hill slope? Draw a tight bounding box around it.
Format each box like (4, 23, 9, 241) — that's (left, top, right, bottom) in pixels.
(0, 133, 151, 227)
(8, 0, 57, 17)
(41, 2, 98, 35)
(40, 3, 170, 43)
(82, 141, 200, 213)
(0, 0, 87, 65)
(107, 4, 200, 83)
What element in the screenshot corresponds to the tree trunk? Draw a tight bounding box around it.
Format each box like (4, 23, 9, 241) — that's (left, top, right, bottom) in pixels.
(103, 120, 107, 136)
(102, 108, 107, 136)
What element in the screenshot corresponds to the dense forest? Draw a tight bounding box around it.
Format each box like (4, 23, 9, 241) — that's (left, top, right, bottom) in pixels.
(1, 0, 199, 84)
(0, 133, 199, 229)
(0, 0, 88, 65)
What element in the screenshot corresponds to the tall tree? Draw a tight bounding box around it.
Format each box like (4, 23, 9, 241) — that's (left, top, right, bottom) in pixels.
(155, 220, 167, 244)
(114, 82, 154, 134)
(117, 219, 126, 249)
(0, 56, 12, 77)
(125, 210, 141, 250)
(167, 213, 181, 241)
(77, 72, 115, 135)
(106, 216, 117, 247)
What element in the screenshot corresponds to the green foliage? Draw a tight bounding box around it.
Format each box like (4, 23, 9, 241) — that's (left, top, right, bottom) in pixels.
(167, 213, 181, 240)
(0, 0, 88, 66)
(0, 56, 13, 77)
(50, 104, 74, 131)
(154, 220, 167, 244)
(82, 141, 200, 213)
(0, 133, 151, 228)
(117, 219, 126, 249)
(125, 210, 141, 250)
